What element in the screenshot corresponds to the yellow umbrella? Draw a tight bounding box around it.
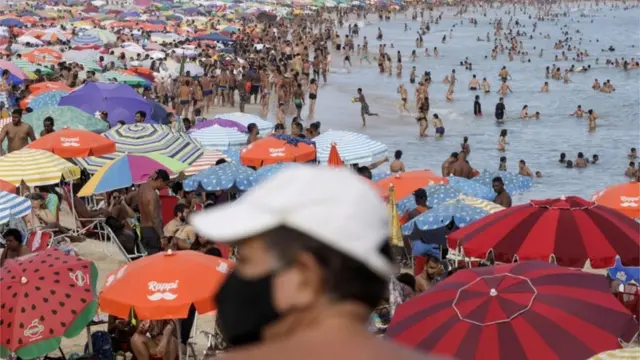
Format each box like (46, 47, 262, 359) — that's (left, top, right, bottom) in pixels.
(0, 148, 80, 186)
(455, 194, 505, 213)
(589, 348, 640, 360)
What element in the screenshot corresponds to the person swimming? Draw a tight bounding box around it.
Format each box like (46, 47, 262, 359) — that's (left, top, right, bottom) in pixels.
(390, 150, 405, 173)
(559, 152, 567, 164)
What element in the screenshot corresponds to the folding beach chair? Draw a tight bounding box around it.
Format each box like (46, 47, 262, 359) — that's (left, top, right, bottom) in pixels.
(25, 230, 54, 253)
(102, 224, 147, 262)
(616, 283, 640, 321)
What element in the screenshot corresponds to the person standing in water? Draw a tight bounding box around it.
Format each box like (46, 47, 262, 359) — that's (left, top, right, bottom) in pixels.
(473, 95, 482, 116)
(498, 129, 508, 151)
(355, 88, 378, 127)
(495, 97, 506, 123)
(390, 150, 406, 173)
(397, 84, 410, 113)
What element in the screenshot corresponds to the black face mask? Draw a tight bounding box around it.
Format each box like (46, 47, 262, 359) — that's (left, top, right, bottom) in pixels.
(215, 271, 281, 347)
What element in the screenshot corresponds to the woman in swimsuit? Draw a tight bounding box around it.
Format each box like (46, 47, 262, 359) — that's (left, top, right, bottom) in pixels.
(308, 78, 318, 116)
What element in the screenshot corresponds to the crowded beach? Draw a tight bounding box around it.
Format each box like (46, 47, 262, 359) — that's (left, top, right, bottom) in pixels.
(0, 0, 639, 360)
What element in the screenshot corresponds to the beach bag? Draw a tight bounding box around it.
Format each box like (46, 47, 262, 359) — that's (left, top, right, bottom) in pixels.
(85, 331, 113, 360)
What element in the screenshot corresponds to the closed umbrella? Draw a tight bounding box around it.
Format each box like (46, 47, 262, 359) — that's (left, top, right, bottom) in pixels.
(327, 143, 344, 167)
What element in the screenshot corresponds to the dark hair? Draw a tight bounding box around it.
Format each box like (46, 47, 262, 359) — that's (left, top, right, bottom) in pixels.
(12, 108, 22, 116)
(153, 169, 170, 182)
(247, 123, 258, 133)
(3, 228, 22, 243)
(205, 247, 223, 257)
(451, 152, 459, 159)
(500, 156, 506, 162)
(577, 152, 584, 158)
(215, 158, 227, 165)
(394, 150, 402, 160)
(262, 226, 391, 310)
(492, 176, 504, 185)
(136, 111, 147, 119)
(293, 122, 303, 132)
(173, 203, 188, 216)
(274, 123, 285, 131)
(43, 116, 54, 125)
(357, 166, 372, 180)
(396, 273, 416, 291)
(309, 122, 320, 131)
(117, 120, 126, 126)
(171, 181, 183, 195)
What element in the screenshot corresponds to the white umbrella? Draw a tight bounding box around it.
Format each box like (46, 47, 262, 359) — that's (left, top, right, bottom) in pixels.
(314, 130, 388, 165)
(17, 36, 43, 46)
(147, 50, 166, 60)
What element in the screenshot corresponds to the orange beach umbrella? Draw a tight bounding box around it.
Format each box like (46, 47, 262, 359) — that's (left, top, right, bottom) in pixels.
(240, 135, 316, 168)
(327, 143, 344, 167)
(27, 128, 116, 158)
(99, 250, 234, 319)
(29, 81, 72, 93)
(592, 181, 640, 219)
(376, 170, 449, 200)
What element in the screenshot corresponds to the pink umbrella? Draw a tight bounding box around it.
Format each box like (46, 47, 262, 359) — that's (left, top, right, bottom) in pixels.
(0, 60, 28, 80)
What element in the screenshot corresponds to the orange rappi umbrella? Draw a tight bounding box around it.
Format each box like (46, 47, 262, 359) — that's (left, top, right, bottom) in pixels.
(99, 250, 234, 319)
(376, 170, 448, 200)
(592, 181, 640, 219)
(29, 81, 72, 93)
(27, 128, 116, 158)
(327, 143, 344, 167)
(240, 135, 316, 168)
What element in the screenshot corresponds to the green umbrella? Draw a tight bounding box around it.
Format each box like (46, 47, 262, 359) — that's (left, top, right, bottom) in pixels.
(102, 71, 148, 86)
(23, 106, 110, 136)
(11, 58, 54, 75)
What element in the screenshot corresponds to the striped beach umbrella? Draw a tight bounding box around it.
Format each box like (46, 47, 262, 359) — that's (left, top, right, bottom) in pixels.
(102, 71, 149, 86)
(213, 112, 274, 133)
(184, 150, 229, 176)
(70, 33, 103, 47)
(11, 58, 53, 75)
(589, 348, 640, 360)
(0, 191, 31, 225)
(0, 148, 80, 186)
(189, 125, 248, 150)
(314, 130, 387, 165)
(75, 124, 203, 173)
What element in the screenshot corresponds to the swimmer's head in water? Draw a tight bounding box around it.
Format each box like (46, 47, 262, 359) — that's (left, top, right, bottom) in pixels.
(566, 160, 574, 168)
(492, 177, 505, 194)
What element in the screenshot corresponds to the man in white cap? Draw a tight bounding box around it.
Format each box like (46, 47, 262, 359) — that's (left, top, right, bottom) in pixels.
(191, 166, 446, 360)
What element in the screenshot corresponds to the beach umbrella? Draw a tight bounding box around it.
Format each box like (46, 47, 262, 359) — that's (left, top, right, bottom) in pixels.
(78, 153, 187, 196)
(213, 112, 273, 133)
(240, 135, 316, 168)
(22, 106, 110, 136)
(448, 176, 496, 201)
(387, 261, 639, 360)
(372, 171, 391, 181)
(447, 196, 640, 268)
(0, 60, 27, 84)
(402, 195, 503, 235)
(70, 32, 104, 47)
(592, 181, 640, 219)
(85, 28, 117, 44)
(192, 118, 247, 132)
(222, 149, 241, 164)
(377, 170, 449, 201)
(472, 171, 533, 194)
(99, 250, 233, 319)
(22, 90, 67, 111)
(27, 128, 116, 158)
(195, 32, 232, 42)
(0, 190, 31, 225)
(184, 162, 255, 192)
(102, 70, 150, 86)
(0, 179, 16, 193)
(29, 81, 71, 93)
(396, 184, 463, 214)
(314, 130, 387, 165)
(11, 58, 53, 75)
(0, 249, 98, 360)
(254, 162, 304, 184)
(58, 82, 153, 125)
(589, 348, 640, 360)
(327, 143, 344, 167)
(74, 124, 203, 173)
(0, 148, 80, 186)
(189, 125, 248, 150)
(0, 18, 25, 27)
(184, 149, 230, 176)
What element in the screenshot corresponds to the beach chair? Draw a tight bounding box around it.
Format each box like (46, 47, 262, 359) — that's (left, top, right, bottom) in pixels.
(61, 186, 118, 252)
(102, 224, 147, 262)
(616, 283, 640, 321)
(25, 230, 54, 253)
(160, 195, 179, 226)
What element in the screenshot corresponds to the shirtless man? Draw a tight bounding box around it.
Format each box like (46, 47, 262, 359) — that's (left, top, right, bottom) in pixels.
(449, 151, 473, 179)
(138, 169, 170, 255)
(587, 109, 598, 131)
(570, 105, 584, 118)
(397, 84, 409, 113)
(540, 82, 549, 92)
(0, 109, 35, 155)
(481, 78, 491, 93)
(498, 80, 513, 96)
(498, 66, 511, 82)
(468, 75, 480, 90)
(575, 153, 588, 168)
(518, 160, 534, 177)
(276, 102, 286, 125)
(441, 152, 458, 177)
(492, 176, 512, 208)
(177, 80, 191, 118)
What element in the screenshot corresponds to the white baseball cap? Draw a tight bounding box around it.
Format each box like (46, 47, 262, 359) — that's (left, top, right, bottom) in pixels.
(190, 165, 393, 278)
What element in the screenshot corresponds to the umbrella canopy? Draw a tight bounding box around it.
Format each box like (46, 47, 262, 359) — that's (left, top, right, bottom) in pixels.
(213, 112, 273, 133)
(85, 28, 117, 44)
(447, 196, 640, 268)
(58, 82, 153, 125)
(27, 128, 116, 158)
(377, 170, 449, 200)
(192, 118, 247, 133)
(254, 162, 304, 184)
(387, 261, 639, 360)
(402, 195, 504, 234)
(0, 249, 98, 360)
(195, 32, 232, 42)
(22, 106, 110, 136)
(78, 153, 187, 196)
(314, 130, 387, 165)
(22, 90, 68, 111)
(70, 32, 103, 47)
(472, 171, 533, 194)
(189, 125, 248, 150)
(184, 149, 230, 176)
(0, 190, 31, 225)
(0, 59, 28, 84)
(448, 176, 495, 201)
(0, 148, 80, 186)
(589, 348, 640, 360)
(592, 182, 640, 219)
(240, 135, 316, 168)
(102, 70, 150, 86)
(184, 162, 255, 192)
(99, 250, 233, 319)
(29, 81, 71, 93)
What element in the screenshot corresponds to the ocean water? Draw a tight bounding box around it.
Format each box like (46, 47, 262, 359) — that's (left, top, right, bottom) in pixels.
(299, 4, 640, 203)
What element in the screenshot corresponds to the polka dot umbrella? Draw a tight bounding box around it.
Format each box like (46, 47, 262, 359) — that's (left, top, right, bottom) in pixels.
(397, 184, 462, 214)
(0, 249, 98, 360)
(472, 170, 533, 195)
(184, 162, 255, 192)
(23, 90, 68, 111)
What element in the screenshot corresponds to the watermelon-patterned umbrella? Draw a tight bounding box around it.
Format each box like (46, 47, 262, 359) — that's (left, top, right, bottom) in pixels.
(0, 249, 98, 359)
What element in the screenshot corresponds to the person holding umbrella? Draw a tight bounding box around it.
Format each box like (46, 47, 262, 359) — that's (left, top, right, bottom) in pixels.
(190, 166, 438, 360)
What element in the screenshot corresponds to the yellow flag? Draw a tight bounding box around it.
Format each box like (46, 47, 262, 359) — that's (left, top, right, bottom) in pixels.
(388, 185, 403, 247)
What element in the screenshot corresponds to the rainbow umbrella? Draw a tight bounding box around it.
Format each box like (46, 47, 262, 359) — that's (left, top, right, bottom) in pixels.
(77, 153, 187, 196)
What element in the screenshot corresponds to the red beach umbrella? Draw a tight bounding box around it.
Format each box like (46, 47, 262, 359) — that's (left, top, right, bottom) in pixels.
(387, 261, 639, 360)
(447, 196, 640, 268)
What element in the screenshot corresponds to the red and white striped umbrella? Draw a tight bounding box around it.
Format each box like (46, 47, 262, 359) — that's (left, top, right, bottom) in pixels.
(184, 150, 229, 176)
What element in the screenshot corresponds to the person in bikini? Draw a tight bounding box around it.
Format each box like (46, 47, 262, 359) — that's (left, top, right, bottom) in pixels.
(397, 84, 409, 113)
(432, 114, 445, 137)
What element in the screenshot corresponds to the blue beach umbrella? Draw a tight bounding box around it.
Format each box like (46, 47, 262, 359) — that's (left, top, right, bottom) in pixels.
(184, 162, 255, 192)
(27, 91, 67, 111)
(0, 18, 25, 27)
(448, 176, 495, 201)
(397, 184, 462, 214)
(195, 32, 232, 42)
(189, 125, 248, 150)
(0, 191, 31, 225)
(401, 196, 505, 234)
(472, 171, 533, 194)
(372, 171, 391, 181)
(222, 149, 241, 164)
(254, 163, 304, 184)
